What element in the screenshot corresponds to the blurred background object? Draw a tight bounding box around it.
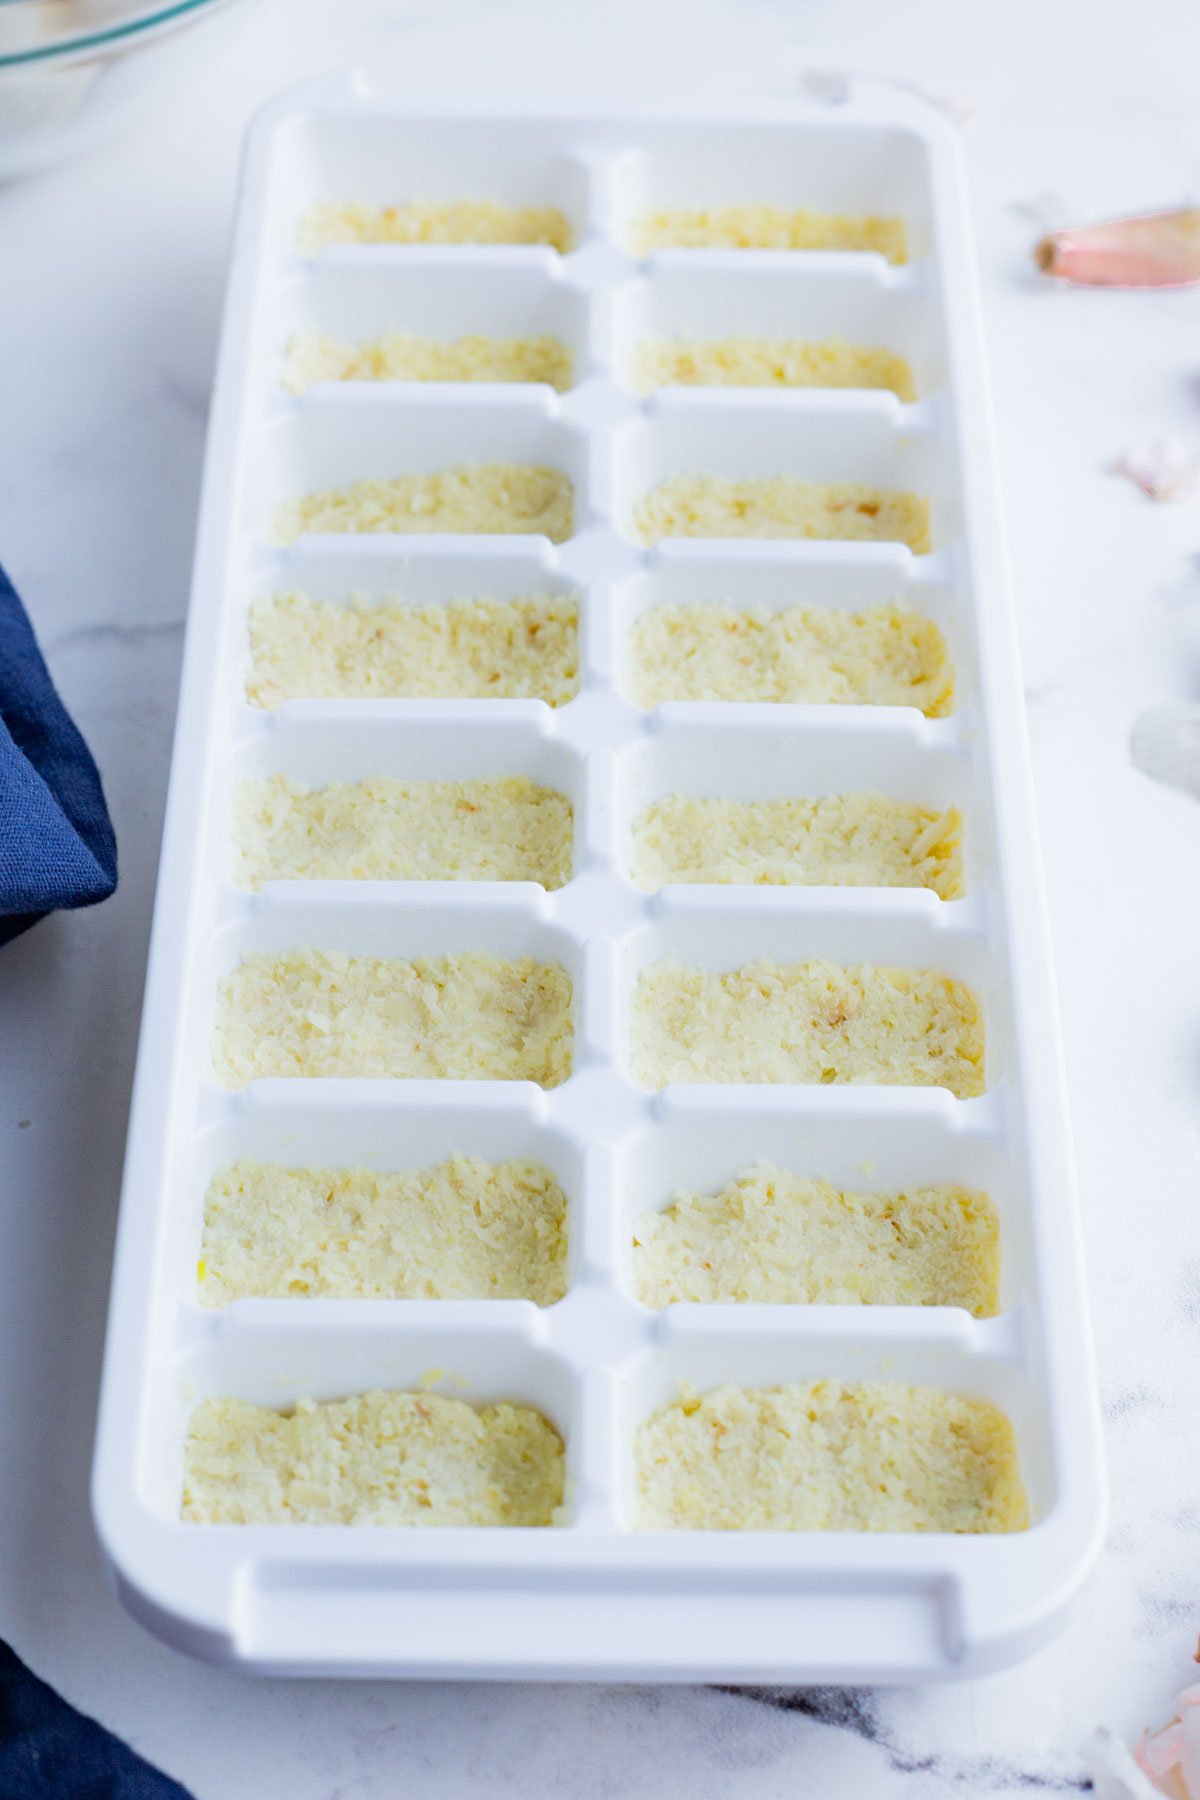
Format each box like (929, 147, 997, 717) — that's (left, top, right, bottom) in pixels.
(1034, 205, 1200, 287)
(0, 0, 256, 179)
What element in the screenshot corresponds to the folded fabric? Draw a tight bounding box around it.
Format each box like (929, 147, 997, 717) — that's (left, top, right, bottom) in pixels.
(0, 1640, 192, 1798)
(0, 563, 117, 944)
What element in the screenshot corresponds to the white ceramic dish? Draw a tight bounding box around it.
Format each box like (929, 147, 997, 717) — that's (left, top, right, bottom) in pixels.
(91, 72, 1105, 1682)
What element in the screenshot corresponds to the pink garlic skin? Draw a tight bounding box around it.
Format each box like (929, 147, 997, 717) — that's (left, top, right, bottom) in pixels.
(1034, 208, 1200, 287)
(1133, 1683, 1200, 1797)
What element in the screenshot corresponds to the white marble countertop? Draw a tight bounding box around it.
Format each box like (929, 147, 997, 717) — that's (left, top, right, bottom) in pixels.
(3, 0, 1200, 1792)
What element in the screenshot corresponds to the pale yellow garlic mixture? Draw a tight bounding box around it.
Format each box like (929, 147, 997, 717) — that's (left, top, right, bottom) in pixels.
(234, 775, 573, 890)
(630, 957, 984, 1096)
(632, 476, 930, 553)
(630, 335, 913, 399)
(199, 1155, 567, 1306)
(627, 601, 953, 716)
(246, 592, 579, 709)
(212, 950, 573, 1088)
(284, 329, 572, 393)
(632, 1163, 998, 1313)
(274, 464, 574, 545)
(300, 200, 573, 253)
(184, 1390, 565, 1526)
(634, 1381, 1026, 1532)
(630, 793, 962, 896)
(627, 205, 906, 262)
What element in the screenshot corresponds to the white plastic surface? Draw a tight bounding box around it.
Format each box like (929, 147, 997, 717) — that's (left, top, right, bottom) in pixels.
(91, 73, 1105, 1682)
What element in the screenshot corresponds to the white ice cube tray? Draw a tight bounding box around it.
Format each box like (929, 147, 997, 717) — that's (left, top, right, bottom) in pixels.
(92, 74, 1105, 1682)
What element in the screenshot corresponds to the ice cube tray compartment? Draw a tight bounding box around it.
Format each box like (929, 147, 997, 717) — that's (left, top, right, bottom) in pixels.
(617, 1094, 1032, 1316)
(249, 541, 577, 616)
(225, 710, 588, 890)
(154, 1319, 587, 1527)
(616, 713, 980, 889)
(612, 261, 939, 397)
(230, 707, 585, 797)
(607, 123, 935, 257)
(272, 118, 592, 244)
(93, 79, 1103, 1683)
(252, 393, 595, 539)
(275, 260, 594, 391)
(169, 1089, 588, 1312)
(238, 541, 587, 710)
(614, 550, 976, 715)
(619, 1321, 1052, 1518)
(614, 397, 946, 535)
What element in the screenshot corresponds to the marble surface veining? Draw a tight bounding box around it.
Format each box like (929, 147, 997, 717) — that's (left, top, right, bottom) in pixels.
(3, 0, 1200, 1793)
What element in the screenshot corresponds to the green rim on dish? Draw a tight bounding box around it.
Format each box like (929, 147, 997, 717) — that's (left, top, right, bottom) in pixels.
(0, 0, 236, 68)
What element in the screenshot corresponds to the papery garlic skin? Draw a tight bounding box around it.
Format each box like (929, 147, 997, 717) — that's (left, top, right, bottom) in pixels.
(1081, 1726, 1165, 1800)
(1110, 441, 1200, 504)
(1035, 208, 1200, 287)
(1134, 1683, 1200, 1798)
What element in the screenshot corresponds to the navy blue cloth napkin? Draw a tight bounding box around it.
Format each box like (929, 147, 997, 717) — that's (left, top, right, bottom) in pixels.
(0, 1641, 192, 1798)
(0, 563, 117, 944)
